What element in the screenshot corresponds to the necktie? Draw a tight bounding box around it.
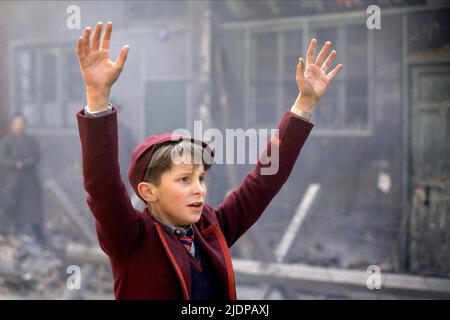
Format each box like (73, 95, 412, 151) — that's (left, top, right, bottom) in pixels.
(179, 227, 195, 255)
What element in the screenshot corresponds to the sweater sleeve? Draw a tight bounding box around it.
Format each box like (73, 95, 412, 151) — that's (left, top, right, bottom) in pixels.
(214, 110, 313, 247)
(77, 107, 141, 258)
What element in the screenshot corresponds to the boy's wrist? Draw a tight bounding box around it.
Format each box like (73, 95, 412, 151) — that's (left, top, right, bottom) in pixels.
(291, 94, 316, 121)
(86, 87, 111, 112)
(293, 94, 317, 113)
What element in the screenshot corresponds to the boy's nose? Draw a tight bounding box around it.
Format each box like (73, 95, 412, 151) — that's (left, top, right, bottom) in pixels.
(193, 181, 206, 195)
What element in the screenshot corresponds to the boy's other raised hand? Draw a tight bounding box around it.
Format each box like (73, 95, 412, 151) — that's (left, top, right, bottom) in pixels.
(294, 39, 343, 113)
(77, 21, 129, 111)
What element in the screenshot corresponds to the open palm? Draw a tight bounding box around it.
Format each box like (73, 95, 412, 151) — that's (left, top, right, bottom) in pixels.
(77, 22, 128, 91)
(296, 39, 343, 106)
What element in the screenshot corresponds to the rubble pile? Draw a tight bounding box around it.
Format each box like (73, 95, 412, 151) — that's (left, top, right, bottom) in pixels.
(0, 227, 114, 299)
(0, 232, 64, 298)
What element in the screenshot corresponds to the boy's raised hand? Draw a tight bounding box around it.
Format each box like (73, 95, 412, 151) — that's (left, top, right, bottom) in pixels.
(294, 39, 343, 113)
(77, 22, 129, 111)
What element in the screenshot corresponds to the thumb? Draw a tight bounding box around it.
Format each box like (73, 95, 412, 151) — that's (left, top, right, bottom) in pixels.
(114, 45, 129, 70)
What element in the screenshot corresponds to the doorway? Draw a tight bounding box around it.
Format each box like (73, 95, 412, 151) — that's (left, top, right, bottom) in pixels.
(408, 63, 450, 277)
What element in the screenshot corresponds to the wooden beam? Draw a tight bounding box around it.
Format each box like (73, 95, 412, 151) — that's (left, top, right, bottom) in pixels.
(43, 178, 97, 245)
(234, 259, 450, 299)
(274, 184, 320, 263)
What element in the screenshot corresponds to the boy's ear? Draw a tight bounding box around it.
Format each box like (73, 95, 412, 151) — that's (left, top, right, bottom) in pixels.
(137, 182, 158, 203)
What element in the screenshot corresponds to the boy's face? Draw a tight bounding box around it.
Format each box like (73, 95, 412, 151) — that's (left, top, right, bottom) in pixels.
(145, 163, 207, 228)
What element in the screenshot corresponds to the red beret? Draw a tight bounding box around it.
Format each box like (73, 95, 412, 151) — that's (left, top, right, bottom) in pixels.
(128, 133, 214, 202)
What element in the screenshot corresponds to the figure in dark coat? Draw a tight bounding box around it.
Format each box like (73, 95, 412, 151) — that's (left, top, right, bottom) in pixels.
(0, 114, 43, 240)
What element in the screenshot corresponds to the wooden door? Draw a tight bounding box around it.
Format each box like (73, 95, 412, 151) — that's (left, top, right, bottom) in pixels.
(409, 63, 450, 277)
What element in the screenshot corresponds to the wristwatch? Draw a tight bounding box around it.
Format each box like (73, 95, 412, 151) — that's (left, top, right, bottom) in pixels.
(290, 105, 312, 121)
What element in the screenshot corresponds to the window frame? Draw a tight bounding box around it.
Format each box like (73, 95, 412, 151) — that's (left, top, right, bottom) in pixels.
(9, 26, 193, 138)
(10, 41, 75, 134)
(245, 17, 374, 137)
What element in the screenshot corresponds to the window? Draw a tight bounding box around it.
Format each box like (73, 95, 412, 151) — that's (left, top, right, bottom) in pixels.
(39, 48, 59, 129)
(62, 43, 85, 128)
(309, 26, 340, 131)
(248, 22, 371, 135)
(13, 46, 60, 129)
(344, 25, 369, 130)
(11, 28, 191, 133)
(12, 43, 85, 130)
(251, 32, 279, 125)
(14, 49, 37, 127)
(282, 30, 303, 112)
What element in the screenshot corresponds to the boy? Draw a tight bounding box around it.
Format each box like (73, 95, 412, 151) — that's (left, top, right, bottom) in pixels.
(76, 22, 342, 300)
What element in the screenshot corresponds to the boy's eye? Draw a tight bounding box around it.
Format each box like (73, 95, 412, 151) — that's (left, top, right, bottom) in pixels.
(178, 175, 205, 183)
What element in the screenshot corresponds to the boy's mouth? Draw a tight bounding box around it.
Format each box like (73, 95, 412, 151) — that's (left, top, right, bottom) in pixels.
(187, 201, 203, 208)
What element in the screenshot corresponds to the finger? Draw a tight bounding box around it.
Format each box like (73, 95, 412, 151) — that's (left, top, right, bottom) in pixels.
(326, 64, 343, 81)
(305, 38, 317, 65)
(81, 27, 92, 55)
(91, 22, 103, 51)
(315, 41, 332, 66)
(76, 36, 85, 59)
(296, 58, 304, 82)
(321, 50, 336, 72)
(101, 21, 112, 50)
(114, 45, 129, 70)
